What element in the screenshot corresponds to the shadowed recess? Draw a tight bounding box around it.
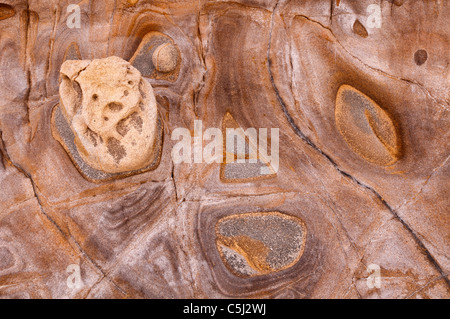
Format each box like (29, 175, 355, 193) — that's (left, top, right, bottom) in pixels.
(353, 20, 368, 38)
(388, 0, 404, 6)
(0, 4, 15, 21)
(215, 212, 306, 277)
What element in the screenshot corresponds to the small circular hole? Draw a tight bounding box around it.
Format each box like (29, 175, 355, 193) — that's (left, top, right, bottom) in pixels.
(128, 81, 133, 85)
(414, 49, 428, 66)
(104, 117, 109, 121)
(124, 90, 129, 96)
(92, 94, 98, 100)
(107, 102, 124, 112)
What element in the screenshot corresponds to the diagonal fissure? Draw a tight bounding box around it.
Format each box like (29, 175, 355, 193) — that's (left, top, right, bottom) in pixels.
(267, 9, 449, 287)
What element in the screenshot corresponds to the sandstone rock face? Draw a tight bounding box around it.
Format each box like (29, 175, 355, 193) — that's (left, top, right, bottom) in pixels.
(0, 0, 448, 299)
(59, 56, 159, 174)
(152, 43, 179, 73)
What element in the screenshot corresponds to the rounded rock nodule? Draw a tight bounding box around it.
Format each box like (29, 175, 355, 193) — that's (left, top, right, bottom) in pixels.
(152, 43, 179, 73)
(59, 56, 159, 174)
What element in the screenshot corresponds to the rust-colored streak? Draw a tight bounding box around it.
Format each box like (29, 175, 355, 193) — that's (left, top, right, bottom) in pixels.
(217, 234, 272, 274)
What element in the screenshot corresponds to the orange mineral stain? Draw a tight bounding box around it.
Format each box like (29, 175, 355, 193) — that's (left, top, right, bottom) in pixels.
(335, 85, 400, 166)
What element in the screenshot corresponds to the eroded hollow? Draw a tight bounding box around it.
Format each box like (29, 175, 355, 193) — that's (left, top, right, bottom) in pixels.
(215, 212, 306, 277)
(414, 49, 428, 66)
(335, 85, 400, 166)
(0, 4, 15, 21)
(107, 102, 124, 112)
(353, 19, 368, 38)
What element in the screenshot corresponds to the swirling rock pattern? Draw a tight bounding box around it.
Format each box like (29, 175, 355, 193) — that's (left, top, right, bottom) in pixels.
(130, 31, 181, 82)
(0, 0, 448, 299)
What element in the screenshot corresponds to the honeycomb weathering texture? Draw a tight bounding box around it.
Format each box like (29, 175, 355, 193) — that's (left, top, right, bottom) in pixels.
(352, 20, 368, 38)
(0, 0, 449, 299)
(59, 56, 159, 174)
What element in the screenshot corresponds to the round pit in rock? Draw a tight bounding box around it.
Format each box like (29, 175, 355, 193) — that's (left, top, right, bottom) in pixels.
(215, 212, 307, 277)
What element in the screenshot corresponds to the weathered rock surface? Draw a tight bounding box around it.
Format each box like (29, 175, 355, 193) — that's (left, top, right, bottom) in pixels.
(58, 56, 160, 175)
(0, 0, 448, 299)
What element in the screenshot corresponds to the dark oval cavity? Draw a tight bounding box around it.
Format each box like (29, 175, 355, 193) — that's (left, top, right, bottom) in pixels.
(107, 102, 124, 112)
(72, 81, 82, 114)
(353, 19, 368, 38)
(391, 0, 404, 6)
(414, 49, 428, 66)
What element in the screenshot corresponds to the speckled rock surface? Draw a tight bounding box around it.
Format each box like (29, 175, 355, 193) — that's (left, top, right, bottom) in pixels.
(0, 0, 448, 299)
(58, 56, 159, 174)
